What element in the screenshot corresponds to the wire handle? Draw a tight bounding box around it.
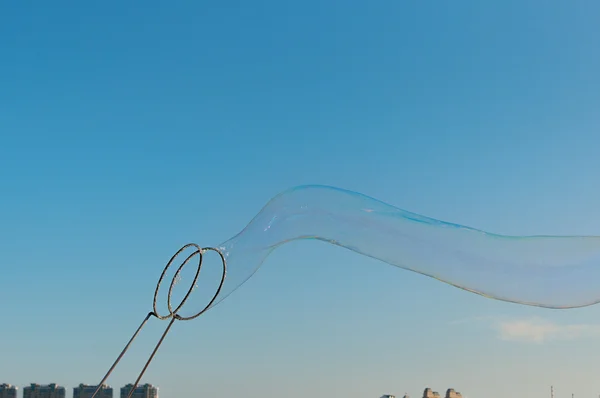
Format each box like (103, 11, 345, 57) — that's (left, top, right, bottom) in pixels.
(89, 244, 227, 398)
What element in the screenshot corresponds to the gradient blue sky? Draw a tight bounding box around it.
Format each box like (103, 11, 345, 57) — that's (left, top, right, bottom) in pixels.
(1, 2, 600, 398)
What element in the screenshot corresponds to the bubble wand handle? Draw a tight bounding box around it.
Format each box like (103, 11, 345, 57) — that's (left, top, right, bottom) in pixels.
(89, 244, 227, 398)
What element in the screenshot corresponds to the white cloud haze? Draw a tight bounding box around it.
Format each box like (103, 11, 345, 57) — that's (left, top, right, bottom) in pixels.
(454, 316, 600, 343)
(495, 317, 600, 343)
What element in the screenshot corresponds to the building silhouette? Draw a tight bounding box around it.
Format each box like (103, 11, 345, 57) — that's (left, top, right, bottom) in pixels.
(119, 384, 157, 398)
(0, 384, 18, 398)
(445, 389, 462, 398)
(23, 384, 65, 398)
(423, 388, 441, 398)
(421, 388, 462, 398)
(73, 385, 113, 398)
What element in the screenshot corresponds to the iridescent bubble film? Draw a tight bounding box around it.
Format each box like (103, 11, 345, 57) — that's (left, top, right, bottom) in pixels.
(206, 185, 600, 310)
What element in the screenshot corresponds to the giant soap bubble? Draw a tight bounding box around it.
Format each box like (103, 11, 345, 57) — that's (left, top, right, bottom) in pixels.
(213, 184, 600, 310)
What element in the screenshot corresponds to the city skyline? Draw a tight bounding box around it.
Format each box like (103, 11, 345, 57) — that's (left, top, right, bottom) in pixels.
(4, 384, 468, 398)
(382, 388, 464, 398)
(0, 385, 158, 398)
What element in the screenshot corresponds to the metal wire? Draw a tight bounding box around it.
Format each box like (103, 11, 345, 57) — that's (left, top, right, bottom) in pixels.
(89, 244, 227, 398)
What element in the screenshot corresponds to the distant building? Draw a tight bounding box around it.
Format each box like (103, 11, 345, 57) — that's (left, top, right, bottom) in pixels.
(445, 389, 462, 398)
(0, 384, 18, 398)
(381, 395, 396, 398)
(423, 388, 441, 398)
(23, 384, 65, 398)
(120, 384, 158, 398)
(74, 384, 113, 398)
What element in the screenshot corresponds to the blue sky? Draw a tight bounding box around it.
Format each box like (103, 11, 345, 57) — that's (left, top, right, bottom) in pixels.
(1, 1, 600, 398)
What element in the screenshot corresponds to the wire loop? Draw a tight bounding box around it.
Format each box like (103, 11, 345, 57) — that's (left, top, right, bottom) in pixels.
(90, 244, 227, 398)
